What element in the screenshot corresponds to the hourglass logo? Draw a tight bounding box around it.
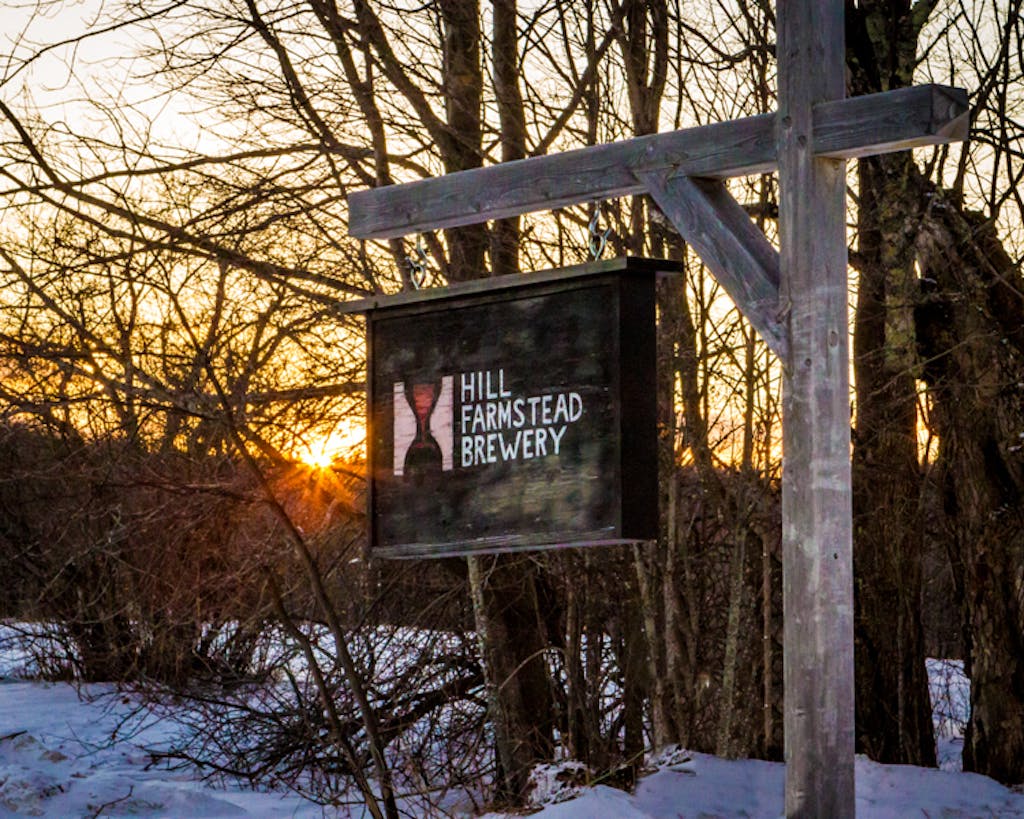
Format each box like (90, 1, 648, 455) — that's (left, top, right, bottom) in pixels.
(393, 376, 454, 477)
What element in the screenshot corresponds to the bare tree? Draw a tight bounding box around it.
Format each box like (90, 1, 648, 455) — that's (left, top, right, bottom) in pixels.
(846, 0, 937, 767)
(847, 0, 1024, 782)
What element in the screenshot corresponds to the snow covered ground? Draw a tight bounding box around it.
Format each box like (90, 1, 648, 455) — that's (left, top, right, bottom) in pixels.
(0, 680, 326, 817)
(2, 649, 1023, 817)
(495, 747, 1024, 818)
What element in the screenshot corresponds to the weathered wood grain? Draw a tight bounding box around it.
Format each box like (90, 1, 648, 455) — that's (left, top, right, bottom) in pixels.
(640, 172, 787, 359)
(777, 1, 855, 816)
(349, 84, 967, 239)
(812, 84, 969, 160)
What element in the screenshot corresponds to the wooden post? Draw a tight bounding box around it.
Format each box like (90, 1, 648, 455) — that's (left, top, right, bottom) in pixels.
(777, 1, 855, 815)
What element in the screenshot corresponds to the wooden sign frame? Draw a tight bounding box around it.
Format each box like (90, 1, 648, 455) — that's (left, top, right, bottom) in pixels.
(357, 257, 678, 558)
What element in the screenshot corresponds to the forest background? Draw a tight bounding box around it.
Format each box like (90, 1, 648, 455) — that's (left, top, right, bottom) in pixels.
(0, 1, 1022, 815)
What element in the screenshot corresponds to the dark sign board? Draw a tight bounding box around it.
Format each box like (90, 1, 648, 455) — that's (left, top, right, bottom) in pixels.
(362, 257, 678, 558)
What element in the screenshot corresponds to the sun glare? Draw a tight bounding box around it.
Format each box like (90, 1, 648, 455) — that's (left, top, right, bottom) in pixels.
(298, 420, 365, 469)
(302, 446, 335, 469)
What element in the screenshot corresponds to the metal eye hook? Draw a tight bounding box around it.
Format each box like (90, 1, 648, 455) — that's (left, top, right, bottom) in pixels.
(406, 234, 430, 289)
(588, 202, 611, 260)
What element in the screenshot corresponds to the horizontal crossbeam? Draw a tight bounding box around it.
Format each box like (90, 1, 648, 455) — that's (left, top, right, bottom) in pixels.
(348, 84, 967, 239)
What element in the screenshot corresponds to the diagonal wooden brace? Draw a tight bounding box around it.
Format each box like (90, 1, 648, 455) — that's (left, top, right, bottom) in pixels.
(640, 171, 787, 359)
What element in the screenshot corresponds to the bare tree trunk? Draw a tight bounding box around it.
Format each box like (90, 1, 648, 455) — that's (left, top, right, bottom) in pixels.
(847, 0, 937, 767)
(475, 555, 556, 800)
(916, 196, 1024, 785)
(760, 503, 784, 760)
(851, 152, 936, 766)
(439, 0, 487, 279)
(616, 0, 684, 761)
(661, 488, 691, 744)
(613, 587, 647, 778)
(491, 0, 526, 277)
(467, 556, 518, 798)
(716, 532, 746, 758)
(562, 565, 597, 766)
(655, 261, 689, 747)
(633, 543, 668, 749)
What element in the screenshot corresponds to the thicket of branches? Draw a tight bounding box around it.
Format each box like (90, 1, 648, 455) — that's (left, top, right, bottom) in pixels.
(0, 0, 1022, 813)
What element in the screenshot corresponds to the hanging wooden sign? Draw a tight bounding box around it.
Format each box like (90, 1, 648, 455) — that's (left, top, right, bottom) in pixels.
(356, 256, 676, 558)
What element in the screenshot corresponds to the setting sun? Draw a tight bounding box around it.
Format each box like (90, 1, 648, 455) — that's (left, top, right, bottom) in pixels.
(301, 445, 335, 469)
(297, 419, 365, 469)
